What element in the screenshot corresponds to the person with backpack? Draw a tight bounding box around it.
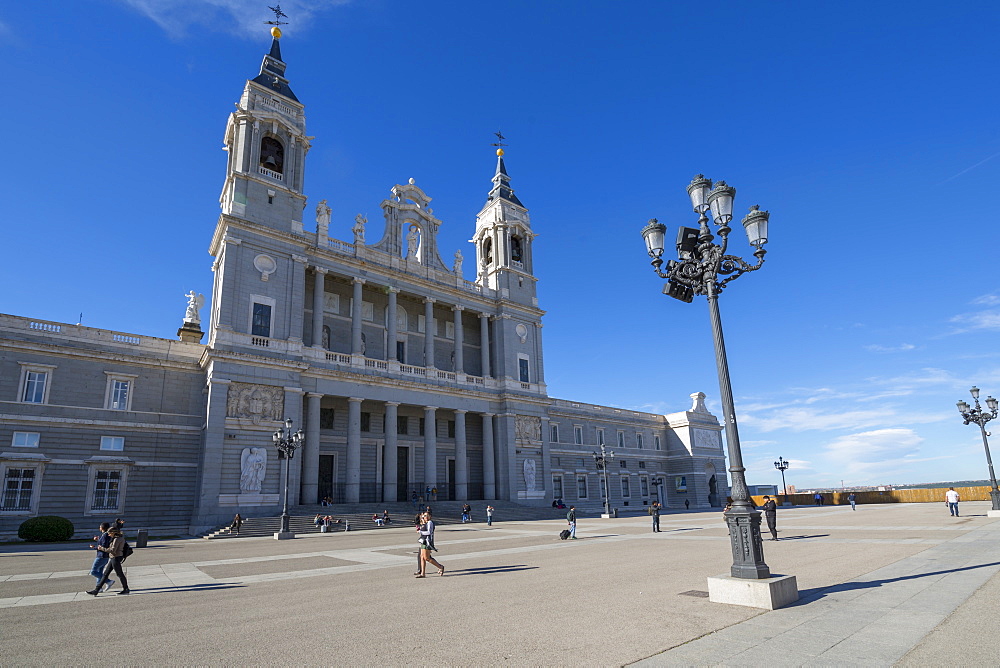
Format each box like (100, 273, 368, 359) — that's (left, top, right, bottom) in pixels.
(648, 501, 661, 533)
(87, 522, 112, 590)
(87, 527, 131, 596)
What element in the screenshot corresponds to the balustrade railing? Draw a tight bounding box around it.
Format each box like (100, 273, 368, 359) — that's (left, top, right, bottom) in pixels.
(258, 166, 284, 181)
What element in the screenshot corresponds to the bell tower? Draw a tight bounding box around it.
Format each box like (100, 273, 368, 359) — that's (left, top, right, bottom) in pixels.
(472, 140, 538, 307)
(219, 26, 310, 233)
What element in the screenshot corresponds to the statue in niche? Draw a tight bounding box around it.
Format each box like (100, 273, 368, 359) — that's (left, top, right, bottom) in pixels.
(406, 225, 419, 259)
(453, 249, 463, 274)
(316, 199, 331, 229)
(184, 291, 204, 324)
(322, 325, 331, 350)
(240, 447, 267, 493)
(353, 214, 367, 245)
(523, 458, 537, 491)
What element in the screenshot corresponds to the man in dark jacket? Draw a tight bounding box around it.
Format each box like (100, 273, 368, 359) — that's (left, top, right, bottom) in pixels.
(648, 502, 661, 533)
(567, 506, 577, 539)
(762, 496, 778, 541)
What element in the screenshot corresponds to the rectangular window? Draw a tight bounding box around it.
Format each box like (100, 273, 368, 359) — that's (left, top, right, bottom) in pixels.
(320, 408, 335, 429)
(2, 468, 35, 511)
(518, 357, 530, 383)
(12, 432, 40, 448)
(100, 436, 125, 452)
(640, 476, 649, 497)
(654, 435, 661, 450)
(419, 418, 425, 436)
(550, 424, 559, 443)
(636, 433, 643, 449)
(574, 426, 583, 445)
(397, 416, 408, 435)
(619, 459, 627, 469)
(448, 421, 456, 438)
(621, 477, 631, 498)
(577, 476, 588, 499)
(396, 341, 406, 363)
(92, 470, 121, 510)
(597, 429, 605, 446)
(251, 302, 272, 337)
(553, 475, 563, 500)
(111, 380, 130, 410)
(22, 371, 48, 403)
(617, 431, 625, 448)
(360, 412, 371, 432)
(639, 461, 646, 469)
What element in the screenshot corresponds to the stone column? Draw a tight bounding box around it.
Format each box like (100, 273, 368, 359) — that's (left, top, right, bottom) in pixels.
(424, 298, 435, 368)
(283, 387, 304, 505)
(346, 397, 363, 503)
(192, 378, 229, 527)
(453, 306, 464, 373)
(387, 288, 398, 361)
(290, 256, 307, 342)
(540, 416, 552, 502)
(455, 410, 468, 500)
(482, 412, 496, 500)
(351, 278, 365, 356)
(479, 313, 491, 378)
(302, 392, 323, 504)
(424, 406, 437, 493)
(383, 401, 399, 503)
(501, 413, 516, 501)
(311, 268, 327, 349)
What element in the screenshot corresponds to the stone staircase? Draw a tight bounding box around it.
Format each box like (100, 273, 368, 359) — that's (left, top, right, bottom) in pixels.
(203, 500, 639, 539)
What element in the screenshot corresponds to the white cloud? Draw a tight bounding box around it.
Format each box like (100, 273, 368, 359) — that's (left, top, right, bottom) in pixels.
(972, 294, 1000, 306)
(119, 0, 350, 39)
(823, 428, 925, 477)
(864, 343, 916, 353)
(950, 310, 1000, 333)
(739, 405, 948, 433)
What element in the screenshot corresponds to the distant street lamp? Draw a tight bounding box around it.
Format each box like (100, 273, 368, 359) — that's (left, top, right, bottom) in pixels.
(591, 443, 615, 517)
(774, 457, 790, 496)
(273, 418, 305, 536)
(956, 387, 1000, 511)
(641, 174, 771, 579)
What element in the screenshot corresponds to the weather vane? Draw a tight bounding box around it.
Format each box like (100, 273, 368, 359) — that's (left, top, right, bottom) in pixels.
(491, 130, 508, 149)
(265, 5, 288, 26)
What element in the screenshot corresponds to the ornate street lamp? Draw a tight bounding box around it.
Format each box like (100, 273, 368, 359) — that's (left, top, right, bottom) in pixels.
(273, 417, 305, 537)
(774, 457, 790, 496)
(641, 175, 771, 579)
(591, 444, 615, 517)
(956, 387, 1000, 512)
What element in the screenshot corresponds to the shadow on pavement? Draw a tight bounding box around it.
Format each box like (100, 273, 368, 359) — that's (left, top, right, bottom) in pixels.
(774, 534, 829, 541)
(443, 565, 538, 576)
(794, 560, 1000, 603)
(123, 583, 247, 595)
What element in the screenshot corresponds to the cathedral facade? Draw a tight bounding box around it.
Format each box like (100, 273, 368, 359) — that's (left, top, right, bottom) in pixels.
(0, 33, 728, 537)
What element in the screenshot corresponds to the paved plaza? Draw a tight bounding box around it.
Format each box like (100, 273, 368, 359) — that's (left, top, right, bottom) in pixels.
(2, 502, 999, 666)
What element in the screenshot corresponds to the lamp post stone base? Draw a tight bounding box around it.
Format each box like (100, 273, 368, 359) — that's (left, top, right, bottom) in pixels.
(707, 573, 799, 610)
(273, 531, 295, 540)
(988, 510, 1000, 518)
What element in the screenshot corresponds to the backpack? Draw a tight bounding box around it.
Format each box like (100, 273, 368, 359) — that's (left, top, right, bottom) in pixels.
(121, 541, 134, 561)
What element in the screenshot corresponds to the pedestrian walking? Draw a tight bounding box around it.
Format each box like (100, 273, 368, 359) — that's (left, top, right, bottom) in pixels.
(87, 527, 130, 596)
(814, 493, 823, 506)
(946, 487, 960, 516)
(848, 493, 857, 510)
(567, 506, 577, 539)
(230, 513, 242, 535)
(684, 498, 690, 510)
(762, 495, 778, 540)
(648, 502, 661, 533)
(88, 522, 112, 589)
(415, 512, 444, 577)
(411, 491, 419, 509)
(486, 505, 494, 526)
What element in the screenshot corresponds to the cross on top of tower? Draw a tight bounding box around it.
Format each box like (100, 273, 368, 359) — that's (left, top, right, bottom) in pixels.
(491, 130, 508, 157)
(265, 5, 289, 26)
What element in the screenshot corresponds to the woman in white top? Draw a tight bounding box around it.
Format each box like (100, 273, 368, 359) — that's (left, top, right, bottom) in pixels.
(415, 512, 444, 577)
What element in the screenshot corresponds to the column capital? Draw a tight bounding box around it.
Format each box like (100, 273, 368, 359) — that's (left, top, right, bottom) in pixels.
(306, 392, 324, 399)
(424, 405, 438, 412)
(292, 254, 308, 264)
(348, 396, 364, 404)
(454, 409, 468, 415)
(387, 286, 400, 294)
(352, 277, 366, 285)
(424, 297, 436, 304)
(313, 266, 328, 275)
(452, 305, 465, 312)
(481, 412, 495, 418)
(385, 401, 401, 407)
(479, 312, 490, 320)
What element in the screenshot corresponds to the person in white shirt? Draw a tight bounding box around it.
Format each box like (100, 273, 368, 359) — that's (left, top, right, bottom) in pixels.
(945, 488, 961, 517)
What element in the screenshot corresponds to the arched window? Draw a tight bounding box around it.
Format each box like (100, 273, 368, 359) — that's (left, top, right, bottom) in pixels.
(483, 238, 493, 265)
(511, 236, 523, 262)
(259, 137, 284, 174)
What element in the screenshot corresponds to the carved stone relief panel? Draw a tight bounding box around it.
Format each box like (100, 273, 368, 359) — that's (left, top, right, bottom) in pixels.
(226, 382, 284, 424)
(515, 415, 541, 443)
(693, 428, 722, 449)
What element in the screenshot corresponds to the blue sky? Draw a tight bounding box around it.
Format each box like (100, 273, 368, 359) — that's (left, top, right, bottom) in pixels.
(4, 1, 1000, 489)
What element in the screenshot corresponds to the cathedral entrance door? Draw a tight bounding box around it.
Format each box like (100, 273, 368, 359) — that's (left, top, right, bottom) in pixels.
(396, 446, 409, 502)
(318, 454, 335, 504)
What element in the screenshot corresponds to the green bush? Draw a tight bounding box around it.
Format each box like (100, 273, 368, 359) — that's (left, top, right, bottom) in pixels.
(18, 516, 75, 542)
